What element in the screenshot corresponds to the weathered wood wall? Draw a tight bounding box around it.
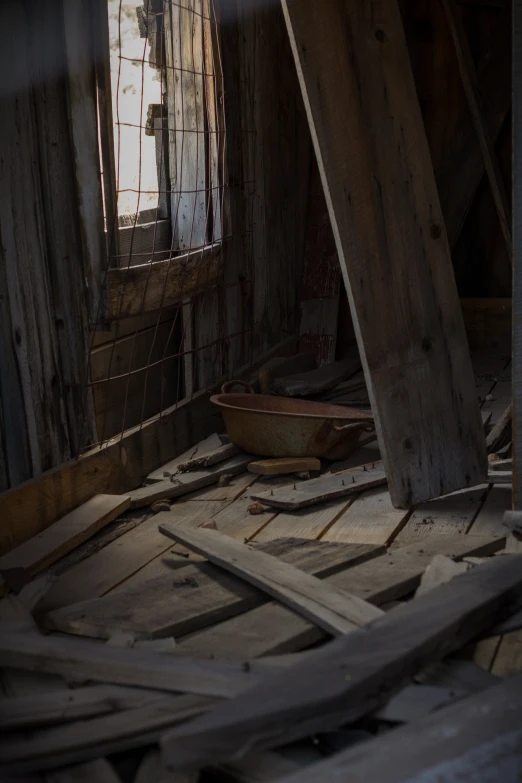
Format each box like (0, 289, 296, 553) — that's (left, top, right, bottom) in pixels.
(0, 0, 99, 491)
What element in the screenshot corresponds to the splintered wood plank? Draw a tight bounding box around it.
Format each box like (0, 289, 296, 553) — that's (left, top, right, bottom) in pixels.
(45, 540, 382, 641)
(251, 463, 386, 511)
(395, 486, 488, 545)
(281, 0, 486, 507)
(38, 501, 228, 614)
(147, 434, 228, 482)
(0, 631, 266, 698)
(254, 675, 522, 783)
(158, 525, 382, 635)
(179, 535, 503, 660)
(160, 553, 522, 769)
(0, 495, 131, 587)
(129, 454, 251, 508)
(322, 487, 410, 545)
(0, 693, 214, 774)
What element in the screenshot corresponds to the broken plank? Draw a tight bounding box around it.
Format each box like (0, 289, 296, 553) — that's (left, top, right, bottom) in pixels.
(247, 458, 320, 476)
(146, 434, 224, 482)
(270, 355, 361, 397)
(129, 454, 252, 508)
(0, 631, 267, 698)
(0, 495, 131, 588)
(264, 675, 522, 783)
(107, 244, 223, 319)
(0, 684, 170, 731)
(160, 553, 522, 768)
(251, 462, 386, 511)
(158, 525, 382, 635)
(0, 694, 213, 774)
(178, 535, 503, 660)
(45, 540, 383, 641)
(178, 443, 239, 472)
(38, 502, 229, 614)
(281, 0, 486, 507)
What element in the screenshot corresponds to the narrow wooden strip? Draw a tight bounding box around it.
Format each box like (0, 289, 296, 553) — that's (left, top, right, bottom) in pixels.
(129, 454, 252, 508)
(159, 525, 382, 635)
(45, 541, 382, 641)
(251, 463, 386, 510)
(264, 675, 522, 783)
(0, 495, 130, 586)
(0, 684, 169, 730)
(147, 433, 223, 482)
(0, 631, 266, 698)
(178, 535, 504, 660)
(160, 553, 522, 769)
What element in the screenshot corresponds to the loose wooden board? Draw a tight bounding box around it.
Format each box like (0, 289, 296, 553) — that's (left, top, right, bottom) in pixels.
(159, 525, 382, 635)
(0, 495, 130, 587)
(280, 0, 486, 506)
(129, 454, 252, 508)
(178, 535, 504, 660)
(160, 553, 522, 768)
(45, 539, 382, 641)
(247, 458, 320, 476)
(267, 675, 522, 783)
(147, 433, 226, 482)
(0, 631, 267, 698)
(251, 463, 386, 510)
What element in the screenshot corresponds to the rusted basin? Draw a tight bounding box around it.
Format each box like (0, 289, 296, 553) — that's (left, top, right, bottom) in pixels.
(211, 381, 375, 460)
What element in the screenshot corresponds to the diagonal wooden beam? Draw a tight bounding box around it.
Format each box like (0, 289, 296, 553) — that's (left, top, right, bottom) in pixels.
(442, 0, 513, 263)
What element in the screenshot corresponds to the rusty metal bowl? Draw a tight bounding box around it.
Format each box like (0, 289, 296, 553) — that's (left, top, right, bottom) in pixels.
(211, 381, 375, 461)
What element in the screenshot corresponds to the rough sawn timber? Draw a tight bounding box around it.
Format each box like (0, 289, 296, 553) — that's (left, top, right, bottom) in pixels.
(281, 0, 486, 506)
(160, 553, 522, 769)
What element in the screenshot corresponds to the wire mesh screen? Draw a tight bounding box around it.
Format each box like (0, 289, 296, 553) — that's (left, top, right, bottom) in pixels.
(88, 0, 252, 447)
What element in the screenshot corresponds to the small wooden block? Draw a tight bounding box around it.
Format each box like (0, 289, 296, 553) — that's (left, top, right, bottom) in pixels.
(248, 458, 321, 476)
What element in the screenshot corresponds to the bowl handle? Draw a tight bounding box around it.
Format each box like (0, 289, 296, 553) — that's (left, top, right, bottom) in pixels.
(221, 380, 254, 395)
(332, 421, 375, 434)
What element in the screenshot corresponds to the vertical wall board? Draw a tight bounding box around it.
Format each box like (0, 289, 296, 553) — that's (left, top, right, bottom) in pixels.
(282, 0, 486, 507)
(513, 0, 522, 510)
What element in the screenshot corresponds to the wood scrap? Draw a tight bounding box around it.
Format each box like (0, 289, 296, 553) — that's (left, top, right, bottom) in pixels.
(259, 675, 522, 783)
(129, 454, 252, 508)
(0, 631, 266, 697)
(178, 535, 503, 660)
(160, 553, 522, 769)
(158, 525, 383, 635)
(257, 352, 317, 394)
(0, 495, 131, 588)
(250, 462, 386, 510)
(45, 540, 382, 641)
(147, 433, 222, 482)
(178, 442, 239, 472)
(247, 458, 320, 476)
(270, 356, 360, 397)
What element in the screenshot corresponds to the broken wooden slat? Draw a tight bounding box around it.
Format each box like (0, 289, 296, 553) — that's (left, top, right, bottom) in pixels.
(45, 540, 383, 641)
(0, 693, 213, 774)
(0, 631, 266, 698)
(129, 454, 252, 508)
(270, 355, 361, 397)
(107, 244, 223, 320)
(178, 535, 504, 660)
(160, 553, 522, 769)
(147, 433, 224, 482)
(281, 0, 486, 506)
(158, 526, 382, 635)
(251, 462, 386, 510)
(0, 684, 170, 731)
(247, 458, 320, 476)
(0, 495, 131, 588)
(178, 444, 239, 472)
(262, 675, 522, 783)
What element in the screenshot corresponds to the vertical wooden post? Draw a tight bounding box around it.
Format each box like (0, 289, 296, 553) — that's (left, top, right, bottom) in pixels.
(513, 0, 522, 509)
